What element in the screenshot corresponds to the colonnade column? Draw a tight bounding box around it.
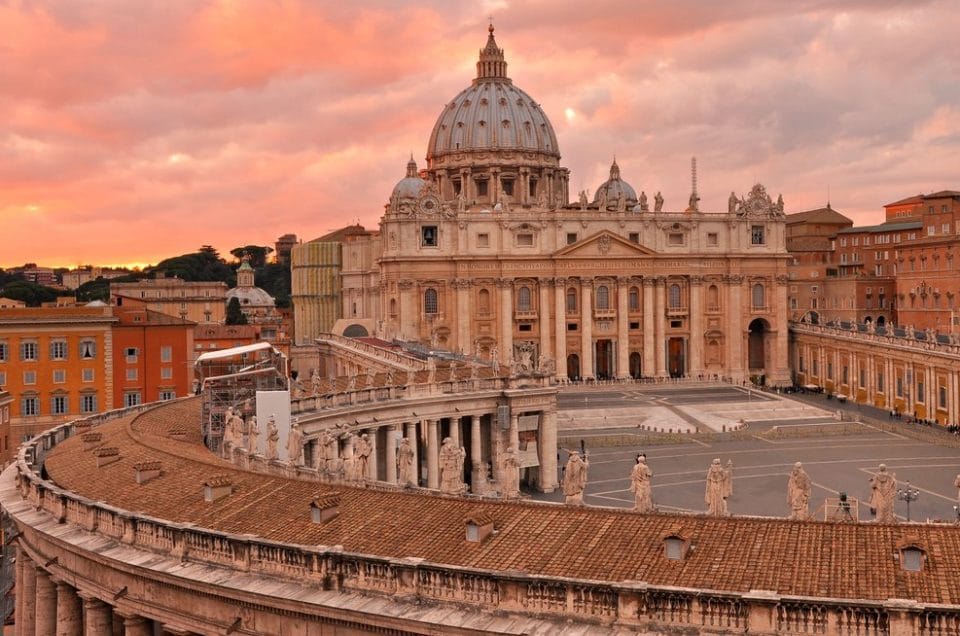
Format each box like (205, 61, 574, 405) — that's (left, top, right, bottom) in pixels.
(449, 416, 461, 447)
(17, 553, 37, 636)
(470, 415, 483, 490)
(405, 422, 418, 486)
(773, 275, 791, 384)
(539, 279, 552, 362)
(119, 614, 152, 636)
(642, 279, 655, 377)
(34, 567, 57, 636)
(385, 424, 399, 484)
(538, 410, 558, 492)
(398, 281, 415, 341)
(616, 277, 630, 379)
(426, 419, 439, 489)
(581, 280, 594, 380)
(654, 277, 667, 377)
(497, 279, 513, 367)
(554, 278, 568, 381)
(454, 279, 471, 353)
(727, 275, 744, 380)
(55, 581, 82, 636)
(689, 276, 704, 376)
(82, 597, 113, 636)
(509, 412, 520, 454)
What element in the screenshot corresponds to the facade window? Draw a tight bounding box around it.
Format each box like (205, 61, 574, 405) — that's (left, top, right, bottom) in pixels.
(82, 368, 95, 382)
(566, 288, 577, 313)
(628, 287, 640, 311)
(628, 232, 640, 244)
(752, 284, 765, 309)
(859, 369, 866, 388)
(161, 367, 173, 380)
(389, 298, 397, 316)
(124, 392, 142, 408)
(79, 339, 96, 359)
(812, 359, 818, 375)
(668, 284, 682, 309)
(477, 233, 490, 248)
(0, 371, 5, 386)
(126, 368, 138, 381)
(896, 376, 903, 398)
(20, 341, 38, 361)
(51, 395, 68, 415)
(501, 177, 514, 197)
(23, 371, 36, 385)
(916, 380, 924, 402)
(476, 179, 488, 197)
(50, 340, 67, 360)
(939, 385, 947, 409)
(160, 390, 176, 401)
(21, 396, 39, 417)
(827, 362, 833, 380)
(566, 232, 578, 245)
(423, 288, 439, 315)
(53, 369, 66, 384)
(668, 233, 684, 246)
(751, 225, 765, 245)
(478, 289, 490, 313)
(517, 286, 532, 311)
(707, 232, 719, 246)
(707, 285, 719, 311)
(0, 341, 6, 362)
(516, 233, 534, 246)
(161, 346, 172, 363)
(125, 347, 138, 363)
(81, 394, 97, 414)
(877, 372, 884, 392)
(421, 225, 438, 247)
(596, 285, 610, 310)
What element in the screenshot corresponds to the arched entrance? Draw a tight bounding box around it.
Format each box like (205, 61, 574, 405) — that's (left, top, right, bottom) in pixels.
(343, 324, 369, 337)
(876, 316, 886, 327)
(629, 352, 642, 379)
(567, 354, 581, 381)
(748, 318, 769, 379)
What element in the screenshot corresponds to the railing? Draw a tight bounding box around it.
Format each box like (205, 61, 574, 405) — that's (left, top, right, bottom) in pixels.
(316, 332, 426, 369)
(791, 322, 960, 357)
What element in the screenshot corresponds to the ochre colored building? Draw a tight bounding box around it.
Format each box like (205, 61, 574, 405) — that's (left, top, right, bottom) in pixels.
(111, 275, 227, 324)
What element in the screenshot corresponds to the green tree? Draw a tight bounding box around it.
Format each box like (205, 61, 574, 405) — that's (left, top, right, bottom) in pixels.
(0, 269, 25, 288)
(151, 247, 234, 284)
(77, 272, 147, 303)
(230, 245, 274, 268)
(254, 262, 292, 308)
(225, 297, 248, 325)
(0, 280, 60, 306)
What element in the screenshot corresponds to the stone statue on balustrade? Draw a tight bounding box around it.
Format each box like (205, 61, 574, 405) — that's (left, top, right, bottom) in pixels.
(725, 460, 734, 497)
(629, 456, 654, 513)
(398, 437, 416, 487)
(385, 369, 395, 386)
(342, 441, 359, 482)
(470, 360, 479, 380)
(499, 446, 521, 498)
(705, 458, 731, 516)
(366, 366, 376, 387)
(355, 433, 372, 481)
(220, 408, 236, 457)
(327, 376, 337, 394)
(869, 463, 897, 523)
(490, 345, 500, 375)
(317, 428, 336, 473)
(728, 191, 739, 215)
(439, 437, 466, 494)
(246, 416, 260, 455)
(639, 190, 648, 212)
(286, 420, 303, 466)
(426, 357, 437, 384)
(579, 190, 588, 211)
(448, 359, 457, 381)
(266, 415, 279, 461)
(346, 374, 356, 391)
(616, 192, 627, 213)
(654, 191, 664, 212)
(787, 462, 811, 520)
(311, 369, 322, 395)
(563, 451, 589, 505)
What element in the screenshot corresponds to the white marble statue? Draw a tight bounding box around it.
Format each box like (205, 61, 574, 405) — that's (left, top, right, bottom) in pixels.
(355, 433, 372, 481)
(398, 437, 416, 487)
(705, 458, 731, 516)
(499, 446, 520, 498)
(869, 463, 897, 523)
(630, 456, 654, 513)
(439, 437, 466, 494)
(246, 416, 260, 455)
(562, 451, 589, 505)
(654, 191, 664, 212)
(266, 415, 279, 461)
(426, 357, 437, 384)
(787, 462, 811, 520)
(639, 190, 648, 212)
(286, 420, 303, 466)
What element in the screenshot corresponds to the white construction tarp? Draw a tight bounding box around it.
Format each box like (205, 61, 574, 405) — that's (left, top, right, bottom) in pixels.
(195, 342, 276, 365)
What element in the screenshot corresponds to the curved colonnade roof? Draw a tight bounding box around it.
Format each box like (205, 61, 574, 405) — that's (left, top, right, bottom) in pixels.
(41, 397, 960, 603)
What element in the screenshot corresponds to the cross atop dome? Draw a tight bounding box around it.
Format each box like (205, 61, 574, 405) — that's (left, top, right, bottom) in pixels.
(477, 22, 508, 81)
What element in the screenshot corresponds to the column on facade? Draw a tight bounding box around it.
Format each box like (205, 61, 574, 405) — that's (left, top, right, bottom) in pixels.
(119, 614, 152, 636)
(426, 419, 439, 489)
(928, 364, 936, 417)
(498, 279, 513, 366)
(490, 167, 501, 204)
(519, 168, 530, 206)
(539, 279, 552, 361)
(454, 280, 471, 354)
(642, 278, 655, 377)
(727, 276, 744, 378)
(460, 168, 473, 203)
(654, 278, 667, 377)
(398, 281, 415, 341)
(55, 581, 82, 636)
(34, 566, 57, 635)
(773, 276, 790, 382)
(405, 422, 418, 486)
(82, 597, 113, 636)
(554, 279, 568, 381)
(616, 277, 630, 379)
(580, 279, 594, 380)
(470, 415, 483, 491)
(448, 416, 460, 447)
(538, 410, 558, 492)
(508, 412, 520, 454)
(385, 424, 398, 484)
(689, 276, 704, 375)
(18, 553, 37, 636)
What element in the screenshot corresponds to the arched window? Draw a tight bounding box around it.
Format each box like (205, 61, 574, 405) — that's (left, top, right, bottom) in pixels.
(752, 284, 765, 309)
(629, 287, 640, 311)
(669, 284, 682, 309)
(478, 288, 490, 313)
(707, 285, 719, 311)
(424, 288, 439, 315)
(566, 288, 577, 313)
(517, 286, 532, 311)
(389, 298, 397, 316)
(596, 285, 610, 310)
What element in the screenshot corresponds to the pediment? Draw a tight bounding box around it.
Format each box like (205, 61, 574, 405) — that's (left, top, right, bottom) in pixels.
(554, 231, 656, 258)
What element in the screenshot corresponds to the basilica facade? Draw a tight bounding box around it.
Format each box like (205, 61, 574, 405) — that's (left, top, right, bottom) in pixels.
(305, 26, 792, 386)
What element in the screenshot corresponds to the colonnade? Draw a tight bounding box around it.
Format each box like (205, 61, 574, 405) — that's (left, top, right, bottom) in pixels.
(14, 550, 191, 636)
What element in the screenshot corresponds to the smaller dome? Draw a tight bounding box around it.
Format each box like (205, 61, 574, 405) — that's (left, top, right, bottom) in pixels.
(391, 156, 427, 201)
(226, 286, 275, 307)
(593, 159, 638, 208)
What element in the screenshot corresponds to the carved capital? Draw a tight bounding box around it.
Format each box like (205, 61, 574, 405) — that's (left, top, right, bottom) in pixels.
(580, 278, 594, 290)
(616, 276, 631, 285)
(641, 277, 656, 288)
(397, 280, 415, 291)
(689, 275, 704, 286)
(775, 274, 790, 285)
(654, 276, 667, 286)
(554, 277, 568, 287)
(452, 278, 473, 290)
(495, 278, 514, 289)
(538, 276, 555, 287)
(727, 274, 744, 285)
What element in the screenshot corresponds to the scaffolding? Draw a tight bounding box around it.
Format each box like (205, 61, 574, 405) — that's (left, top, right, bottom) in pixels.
(195, 342, 288, 453)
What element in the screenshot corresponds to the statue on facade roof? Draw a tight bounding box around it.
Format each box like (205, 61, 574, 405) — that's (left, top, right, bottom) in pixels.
(246, 416, 260, 455)
(500, 446, 521, 498)
(630, 456, 654, 513)
(579, 189, 588, 211)
(286, 420, 303, 466)
(869, 463, 897, 523)
(639, 190, 648, 212)
(266, 415, 279, 461)
(728, 191, 739, 215)
(398, 437, 416, 487)
(654, 191, 664, 213)
(705, 458, 731, 516)
(563, 451, 589, 505)
(787, 462, 811, 520)
(439, 437, 466, 494)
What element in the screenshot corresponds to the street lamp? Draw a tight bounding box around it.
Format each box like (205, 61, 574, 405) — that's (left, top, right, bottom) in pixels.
(897, 482, 920, 521)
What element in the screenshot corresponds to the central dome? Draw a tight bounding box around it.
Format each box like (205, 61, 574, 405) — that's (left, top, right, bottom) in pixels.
(427, 26, 559, 162)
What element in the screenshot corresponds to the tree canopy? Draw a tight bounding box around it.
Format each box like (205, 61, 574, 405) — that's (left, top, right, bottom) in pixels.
(150, 247, 235, 284)
(225, 297, 248, 325)
(230, 245, 273, 268)
(0, 280, 61, 306)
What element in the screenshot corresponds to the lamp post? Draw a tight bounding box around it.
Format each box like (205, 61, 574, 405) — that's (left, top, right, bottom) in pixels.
(897, 482, 920, 521)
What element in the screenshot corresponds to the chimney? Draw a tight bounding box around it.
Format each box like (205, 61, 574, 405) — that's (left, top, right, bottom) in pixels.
(464, 510, 495, 543)
(310, 492, 342, 524)
(94, 447, 120, 468)
(82, 432, 103, 451)
(133, 461, 163, 485)
(203, 475, 233, 502)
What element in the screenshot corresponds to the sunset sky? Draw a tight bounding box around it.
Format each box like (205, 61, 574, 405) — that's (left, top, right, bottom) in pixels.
(1, 0, 958, 269)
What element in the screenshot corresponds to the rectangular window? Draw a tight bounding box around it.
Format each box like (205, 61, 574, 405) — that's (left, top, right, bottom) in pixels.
(500, 177, 514, 197)
(668, 233, 684, 246)
(160, 390, 176, 401)
(629, 232, 640, 244)
(896, 376, 903, 398)
(943, 223, 950, 234)
(21, 397, 38, 417)
(475, 179, 488, 197)
(53, 369, 66, 384)
(827, 362, 834, 380)
(79, 339, 96, 359)
(161, 367, 173, 380)
(51, 395, 68, 415)
(812, 359, 819, 375)
(629, 321, 640, 330)
(707, 232, 718, 246)
(125, 347, 138, 362)
(0, 341, 6, 361)
(421, 225, 438, 247)
(20, 341, 38, 361)
(859, 369, 865, 388)
(81, 394, 97, 414)
(939, 385, 947, 409)
(160, 346, 172, 363)
(566, 232, 578, 245)
(916, 381, 924, 402)
(124, 392, 141, 408)
(126, 368, 138, 381)
(516, 233, 534, 246)
(0, 371, 4, 386)
(751, 226, 765, 245)
(82, 368, 94, 382)
(842, 366, 848, 385)
(23, 371, 36, 385)
(567, 323, 578, 331)
(477, 233, 490, 248)
(877, 372, 884, 392)
(50, 340, 67, 360)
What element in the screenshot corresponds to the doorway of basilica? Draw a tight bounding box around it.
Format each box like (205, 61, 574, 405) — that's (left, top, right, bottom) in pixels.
(595, 339, 613, 380)
(567, 354, 581, 381)
(668, 337, 685, 378)
(629, 352, 642, 379)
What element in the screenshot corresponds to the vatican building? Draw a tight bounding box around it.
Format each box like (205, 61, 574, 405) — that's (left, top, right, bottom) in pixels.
(294, 25, 792, 387)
